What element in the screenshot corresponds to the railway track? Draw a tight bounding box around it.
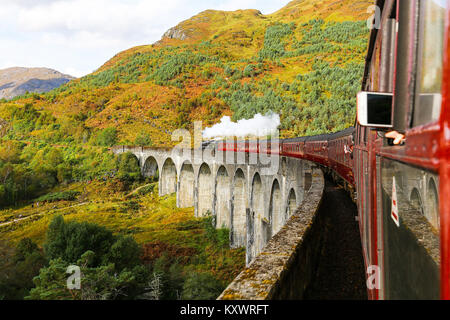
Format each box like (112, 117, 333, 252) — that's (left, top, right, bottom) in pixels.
(304, 178, 367, 300)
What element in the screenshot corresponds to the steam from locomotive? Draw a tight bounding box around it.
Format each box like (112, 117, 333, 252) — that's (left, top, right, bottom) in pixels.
(202, 113, 281, 139)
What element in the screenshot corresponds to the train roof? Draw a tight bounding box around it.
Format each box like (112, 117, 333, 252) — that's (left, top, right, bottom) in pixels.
(214, 127, 355, 144)
(327, 127, 355, 140)
(281, 127, 355, 143)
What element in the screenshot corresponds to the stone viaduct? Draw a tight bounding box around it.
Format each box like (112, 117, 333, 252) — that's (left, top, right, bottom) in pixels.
(112, 145, 314, 265)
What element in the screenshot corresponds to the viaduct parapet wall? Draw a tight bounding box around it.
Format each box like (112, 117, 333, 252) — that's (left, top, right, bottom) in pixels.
(218, 170, 325, 300)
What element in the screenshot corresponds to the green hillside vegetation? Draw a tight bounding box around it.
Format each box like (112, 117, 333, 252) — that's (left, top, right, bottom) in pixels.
(0, 0, 372, 300)
(0, 182, 245, 300)
(1, 0, 371, 145)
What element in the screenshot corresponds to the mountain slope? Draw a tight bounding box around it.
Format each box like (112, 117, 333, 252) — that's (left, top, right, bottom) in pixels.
(0, 0, 373, 147)
(0, 1, 375, 296)
(272, 0, 372, 21)
(0, 67, 75, 100)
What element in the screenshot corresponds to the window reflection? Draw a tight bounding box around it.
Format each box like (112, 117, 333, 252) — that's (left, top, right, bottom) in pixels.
(413, 0, 447, 126)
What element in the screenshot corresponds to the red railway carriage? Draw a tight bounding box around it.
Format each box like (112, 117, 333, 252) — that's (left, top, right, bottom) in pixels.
(326, 128, 356, 186)
(217, 0, 449, 300)
(354, 0, 448, 300)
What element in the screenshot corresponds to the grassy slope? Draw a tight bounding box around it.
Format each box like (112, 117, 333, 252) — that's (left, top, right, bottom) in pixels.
(0, 182, 245, 283)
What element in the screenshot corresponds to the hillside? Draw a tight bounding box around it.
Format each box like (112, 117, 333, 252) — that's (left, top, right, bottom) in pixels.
(0, 0, 374, 207)
(0, 67, 75, 100)
(0, 0, 372, 147)
(0, 0, 373, 300)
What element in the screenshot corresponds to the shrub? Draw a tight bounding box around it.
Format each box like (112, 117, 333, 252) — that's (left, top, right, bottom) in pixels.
(37, 191, 81, 203)
(106, 236, 142, 272)
(96, 127, 118, 147)
(202, 215, 230, 247)
(259, 23, 294, 60)
(149, 254, 185, 300)
(134, 131, 152, 147)
(150, 52, 217, 85)
(0, 239, 47, 300)
(137, 183, 156, 196)
(44, 215, 116, 266)
(27, 255, 150, 300)
(117, 152, 141, 183)
(181, 272, 224, 300)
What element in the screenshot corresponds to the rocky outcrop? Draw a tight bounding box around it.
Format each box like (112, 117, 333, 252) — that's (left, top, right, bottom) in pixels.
(0, 67, 75, 100)
(162, 26, 191, 41)
(158, 9, 264, 44)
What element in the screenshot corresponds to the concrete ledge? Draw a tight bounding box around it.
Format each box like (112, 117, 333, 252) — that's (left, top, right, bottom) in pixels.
(218, 167, 325, 300)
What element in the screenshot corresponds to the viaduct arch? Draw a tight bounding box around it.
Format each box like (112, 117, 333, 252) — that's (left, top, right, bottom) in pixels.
(112, 146, 310, 265)
(178, 161, 194, 208)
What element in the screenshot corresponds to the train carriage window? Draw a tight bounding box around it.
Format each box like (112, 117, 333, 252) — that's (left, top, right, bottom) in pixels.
(413, 0, 447, 127)
(372, 39, 382, 91)
(380, 7, 397, 93)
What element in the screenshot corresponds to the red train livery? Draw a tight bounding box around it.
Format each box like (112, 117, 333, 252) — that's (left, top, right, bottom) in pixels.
(219, 0, 450, 300)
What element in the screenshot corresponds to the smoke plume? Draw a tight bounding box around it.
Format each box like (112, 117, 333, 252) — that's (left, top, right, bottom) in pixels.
(202, 113, 280, 139)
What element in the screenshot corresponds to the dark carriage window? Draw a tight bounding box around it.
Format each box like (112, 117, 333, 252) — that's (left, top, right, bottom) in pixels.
(413, 0, 447, 127)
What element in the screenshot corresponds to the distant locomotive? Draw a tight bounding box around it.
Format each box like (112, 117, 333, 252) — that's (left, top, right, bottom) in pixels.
(219, 0, 449, 300)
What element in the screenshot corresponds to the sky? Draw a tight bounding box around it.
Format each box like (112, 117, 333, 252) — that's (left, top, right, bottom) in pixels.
(0, 0, 290, 78)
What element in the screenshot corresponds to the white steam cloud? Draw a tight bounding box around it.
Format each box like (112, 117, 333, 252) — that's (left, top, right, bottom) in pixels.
(202, 113, 281, 139)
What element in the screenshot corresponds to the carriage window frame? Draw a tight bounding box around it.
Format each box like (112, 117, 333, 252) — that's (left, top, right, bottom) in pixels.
(379, 1, 398, 93)
(411, 0, 447, 128)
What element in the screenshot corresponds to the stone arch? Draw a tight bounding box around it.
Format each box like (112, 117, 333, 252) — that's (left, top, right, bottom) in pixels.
(123, 152, 140, 167)
(143, 156, 159, 181)
(410, 188, 424, 216)
(118, 152, 141, 175)
(198, 163, 213, 217)
(232, 169, 247, 248)
(269, 179, 282, 237)
(426, 178, 439, 231)
(160, 158, 177, 196)
(281, 157, 288, 176)
(179, 161, 194, 208)
(251, 173, 264, 254)
(286, 189, 297, 220)
(304, 171, 312, 192)
(215, 166, 231, 229)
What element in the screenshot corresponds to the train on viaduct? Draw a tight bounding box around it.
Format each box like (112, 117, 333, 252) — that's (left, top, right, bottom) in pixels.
(114, 0, 450, 300)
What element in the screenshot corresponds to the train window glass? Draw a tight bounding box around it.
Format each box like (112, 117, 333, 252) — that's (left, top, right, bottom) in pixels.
(338, 141, 341, 162)
(413, 0, 447, 127)
(373, 41, 381, 91)
(380, 159, 440, 299)
(380, 2, 398, 92)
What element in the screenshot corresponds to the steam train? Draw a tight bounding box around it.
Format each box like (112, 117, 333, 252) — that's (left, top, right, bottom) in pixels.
(219, 0, 450, 300)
